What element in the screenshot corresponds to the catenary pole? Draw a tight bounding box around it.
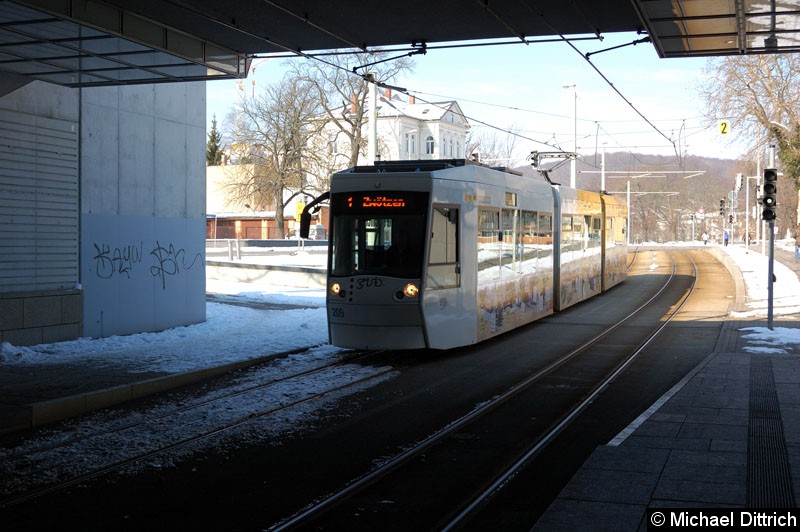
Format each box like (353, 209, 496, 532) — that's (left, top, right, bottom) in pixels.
(768, 145, 775, 330)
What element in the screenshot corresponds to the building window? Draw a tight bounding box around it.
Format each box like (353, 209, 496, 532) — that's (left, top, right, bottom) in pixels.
(405, 132, 417, 155)
(425, 136, 435, 155)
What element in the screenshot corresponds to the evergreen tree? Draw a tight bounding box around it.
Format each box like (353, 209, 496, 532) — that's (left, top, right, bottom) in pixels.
(206, 115, 223, 166)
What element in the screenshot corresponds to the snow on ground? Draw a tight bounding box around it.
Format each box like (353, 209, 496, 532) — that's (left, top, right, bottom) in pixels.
(1, 243, 800, 498)
(739, 327, 800, 355)
(718, 241, 800, 356)
(1, 243, 800, 368)
(0, 249, 329, 369)
(0, 345, 398, 496)
(0, 302, 328, 371)
(0, 248, 392, 497)
(725, 243, 800, 318)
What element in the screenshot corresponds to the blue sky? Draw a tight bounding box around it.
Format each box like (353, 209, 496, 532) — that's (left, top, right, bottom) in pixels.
(206, 32, 748, 166)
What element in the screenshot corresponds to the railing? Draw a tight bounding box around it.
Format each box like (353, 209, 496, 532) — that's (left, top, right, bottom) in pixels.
(205, 239, 328, 261)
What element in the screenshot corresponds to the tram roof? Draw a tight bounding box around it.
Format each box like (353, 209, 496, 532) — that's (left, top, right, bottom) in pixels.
(1, 1, 797, 89)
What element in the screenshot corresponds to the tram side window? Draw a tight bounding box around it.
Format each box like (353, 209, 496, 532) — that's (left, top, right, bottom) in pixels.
(517, 210, 538, 273)
(561, 215, 573, 249)
(588, 216, 601, 248)
(538, 213, 554, 269)
(501, 209, 518, 270)
(477, 209, 501, 281)
(427, 206, 460, 289)
(573, 217, 585, 249)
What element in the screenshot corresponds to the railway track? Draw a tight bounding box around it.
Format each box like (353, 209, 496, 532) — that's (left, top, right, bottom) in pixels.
(1, 249, 728, 532)
(269, 249, 699, 531)
(0, 347, 391, 508)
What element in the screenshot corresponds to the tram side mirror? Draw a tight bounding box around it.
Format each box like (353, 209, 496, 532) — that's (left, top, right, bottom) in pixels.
(299, 210, 312, 239)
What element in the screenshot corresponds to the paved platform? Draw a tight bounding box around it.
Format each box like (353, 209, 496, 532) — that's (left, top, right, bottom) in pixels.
(533, 317, 800, 531)
(534, 242, 800, 530)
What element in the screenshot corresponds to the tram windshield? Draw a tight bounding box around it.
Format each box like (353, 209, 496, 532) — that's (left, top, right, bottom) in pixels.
(330, 191, 428, 278)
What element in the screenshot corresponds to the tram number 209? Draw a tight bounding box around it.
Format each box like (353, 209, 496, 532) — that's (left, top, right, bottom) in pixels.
(331, 307, 345, 318)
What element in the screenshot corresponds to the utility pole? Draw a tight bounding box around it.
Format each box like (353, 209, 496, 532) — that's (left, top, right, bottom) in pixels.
(767, 145, 776, 330)
(627, 180, 631, 246)
(562, 83, 577, 188)
(367, 73, 377, 164)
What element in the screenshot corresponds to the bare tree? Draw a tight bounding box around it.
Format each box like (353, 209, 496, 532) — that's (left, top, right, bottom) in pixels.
(289, 52, 414, 171)
(467, 125, 523, 166)
(225, 75, 323, 238)
(700, 54, 800, 227)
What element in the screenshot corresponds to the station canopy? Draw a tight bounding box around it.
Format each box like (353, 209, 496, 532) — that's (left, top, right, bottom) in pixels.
(1, 0, 799, 87)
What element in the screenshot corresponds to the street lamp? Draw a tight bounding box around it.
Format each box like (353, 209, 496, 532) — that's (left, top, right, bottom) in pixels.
(562, 83, 577, 188)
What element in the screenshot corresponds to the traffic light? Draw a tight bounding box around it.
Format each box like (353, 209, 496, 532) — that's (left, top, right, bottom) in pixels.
(719, 199, 725, 217)
(762, 168, 777, 221)
(728, 214, 733, 224)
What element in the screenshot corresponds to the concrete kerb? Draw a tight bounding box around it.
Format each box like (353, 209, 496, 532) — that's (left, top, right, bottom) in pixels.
(700, 246, 748, 313)
(19, 344, 322, 433)
(206, 261, 327, 289)
(632, 246, 747, 313)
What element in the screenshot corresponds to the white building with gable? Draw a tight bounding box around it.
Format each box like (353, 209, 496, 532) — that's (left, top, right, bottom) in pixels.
(372, 92, 469, 161)
(323, 90, 470, 168)
(205, 91, 471, 241)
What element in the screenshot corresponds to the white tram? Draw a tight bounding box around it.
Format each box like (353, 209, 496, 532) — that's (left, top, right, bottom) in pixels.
(301, 160, 627, 350)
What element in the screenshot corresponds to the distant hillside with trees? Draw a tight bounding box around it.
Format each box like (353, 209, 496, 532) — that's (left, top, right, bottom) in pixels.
(515, 151, 793, 243)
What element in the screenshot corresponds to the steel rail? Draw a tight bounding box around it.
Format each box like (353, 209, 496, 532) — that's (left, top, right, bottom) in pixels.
(0, 349, 389, 508)
(441, 250, 698, 530)
(270, 250, 684, 531)
(0, 345, 372, 463)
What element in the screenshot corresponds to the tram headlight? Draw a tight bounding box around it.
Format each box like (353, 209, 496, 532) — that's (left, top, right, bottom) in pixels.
(403, 283, 419, 298)
(330, 282, 345, 298)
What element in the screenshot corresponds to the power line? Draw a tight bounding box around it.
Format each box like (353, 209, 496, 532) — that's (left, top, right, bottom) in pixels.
(512, 3, 679, 155)
(406, 92, 563, 150)
(260, 35, 693, 160)
(408, 89, 706, 127)
(573, 41, 678, 151)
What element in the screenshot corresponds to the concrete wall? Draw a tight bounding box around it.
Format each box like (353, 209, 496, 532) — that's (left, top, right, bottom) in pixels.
(0, 79, 79, 120)
(0, 82, 83, 345)
(80, 83, 207, 338)
(0, 80, 207, 345)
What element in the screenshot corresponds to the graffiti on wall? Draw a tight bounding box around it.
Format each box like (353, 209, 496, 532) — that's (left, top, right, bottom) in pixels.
(150, 241, 203, 290)
(92, 242, 143, 279)
(92, 240, 203, 290)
